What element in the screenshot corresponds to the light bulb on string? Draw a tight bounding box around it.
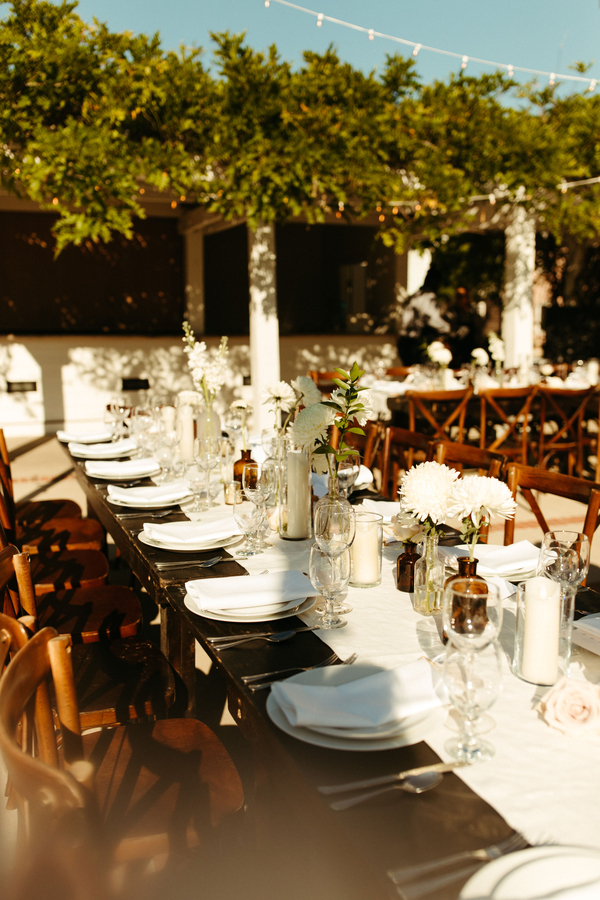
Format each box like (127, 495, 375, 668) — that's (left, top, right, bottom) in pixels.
(590, 80, 597, 92)
(550, 73, 556, 85)
(264, 0, 270, 6)
(317, 12, 323, 26)
(368, 29, 374, 41)
(507, 65, 514, 77)
(413, 44, 422, 57)
(461, 56, 468, 71)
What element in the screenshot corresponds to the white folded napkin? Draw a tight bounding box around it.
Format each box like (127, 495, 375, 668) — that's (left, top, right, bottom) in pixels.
(354, 465, 374, 488)
(85, 457, 159, 478)
(439, 541, 539, 578)
(370, 380, 408, 394)
(144, 516, 241, 545)
(108, 481, 190, 505)
(272, 658, 443, 729)
(361, 498, 401, 522)
(186, 570, 311, 612)
(68, 437, 137, 458)
(573, 615, 600, 656)
(57, 429, 113, 444)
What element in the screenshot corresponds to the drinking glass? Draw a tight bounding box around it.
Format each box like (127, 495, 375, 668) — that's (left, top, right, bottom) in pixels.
(233, 492, 262, 557)
(537, 531, 590, 666)
(443, 641, 503, 762)
(186, 465, 205, 513)
(109, 395, 129, 441)
(195, 437, 221, 510)
(309, 545, 351, 630)
(313, 500, 356, 558)
(442, 578, 502, 651)
(154, 443, 174, 483)
(337, 452, 361, 498)
(130, 406, 153, 457)
(261, 427, 279, 459)
(243, 462, 276, 549)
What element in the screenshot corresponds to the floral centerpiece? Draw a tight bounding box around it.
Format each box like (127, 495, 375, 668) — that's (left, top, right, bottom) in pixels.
(262, 376, 322, 437)
(182, 322, 228, 438)
(427, 340, 453, 368)
(471, 347, 489, 367)
(488, 332, 505, 383)
(448, 475, 517, 561)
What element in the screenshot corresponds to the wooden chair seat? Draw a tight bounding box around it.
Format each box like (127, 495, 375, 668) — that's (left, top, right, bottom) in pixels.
(35, 584, 142, 644)
(28, 549, 108, 596)
(17, 516, 104, 554)
(84, 717, 243, 860)
(62, 638, 176, 728)
(16, 497, 82, 526)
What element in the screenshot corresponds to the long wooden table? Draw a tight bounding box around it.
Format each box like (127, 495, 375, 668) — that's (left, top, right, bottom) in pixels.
(68, 452, 517, 900)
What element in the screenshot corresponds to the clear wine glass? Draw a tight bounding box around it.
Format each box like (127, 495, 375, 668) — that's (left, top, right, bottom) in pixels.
(309, 545, 351, 630)
(186, 465, 205, 514)
(443, 641, 503, 762)
(538, 531, 590, 664)
(233, 491, 262, 558)
(243, 462, 276, 549)
(154, 442, 174, 483)
(109, 395, 129, 441)
(313, 500, 356, 558)
(337, 452, 361, 499)
(442, 578, 502, 651)
(195, 437, 221, 510)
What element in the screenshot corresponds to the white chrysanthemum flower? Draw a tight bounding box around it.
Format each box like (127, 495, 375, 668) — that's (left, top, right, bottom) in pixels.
(291, 375, 322, 407)
(311, 452, 331, 475)
(230, 399, 251, 412)
(353, 390, 374, 426)
(262, 381, 296, 412)
(472, 347, 489, 366)
(291, 403, 335, 449)
(400, 461, 460, 525)
(447, 475, 517, 523)
(427, 341, 452, 366)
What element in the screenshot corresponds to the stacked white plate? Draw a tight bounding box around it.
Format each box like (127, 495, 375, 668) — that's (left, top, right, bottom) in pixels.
(57, 429, 113, 444)
(69, 437, 138, 459)
(85, 458, 160, 480)
(140, 518, 242, 552)
(267, 664, 445, 752)
(107, 482, 192, 510)
(184, 570, 315, 623)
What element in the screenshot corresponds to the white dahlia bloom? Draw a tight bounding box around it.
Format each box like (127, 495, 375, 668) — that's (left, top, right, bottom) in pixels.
(291, 375, 321, 407)
(400, 461, 459, 525)
(427, 341, 452, 366)
(448, 475, 517, 523)
(472, 347, 489, 366)
(262, 381, 296, 412)
(291, 403, 335, 449)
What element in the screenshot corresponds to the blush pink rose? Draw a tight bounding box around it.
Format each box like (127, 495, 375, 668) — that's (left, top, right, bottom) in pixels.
(536, 676, 600, 735)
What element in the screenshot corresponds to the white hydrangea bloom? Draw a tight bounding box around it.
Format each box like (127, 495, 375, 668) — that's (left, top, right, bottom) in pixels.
(427, 341, 453, 366)
(472, 347, 489, 366)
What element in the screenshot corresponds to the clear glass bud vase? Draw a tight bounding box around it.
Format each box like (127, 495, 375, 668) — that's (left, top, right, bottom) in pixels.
(414, 535, 445, 615)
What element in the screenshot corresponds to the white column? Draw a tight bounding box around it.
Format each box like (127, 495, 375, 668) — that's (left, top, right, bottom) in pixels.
(502, 207, 536, 370)
(394, 247, 431, 300)
(184, 228, 205, 333)
(248, 222, 281, 432)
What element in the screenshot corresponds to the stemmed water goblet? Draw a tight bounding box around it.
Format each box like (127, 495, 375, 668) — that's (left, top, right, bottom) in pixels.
(313, 500, 356, 614)
(537, 531, 590, 666)
(443, 640, 503, 762)
(109, 395, 129, 441)
(195, 436, 221, 510)
(242, 462, 276, 549)
(186, 465, 205, 514)
(232, 490, 262, 558)
(309, 545, 351, 629)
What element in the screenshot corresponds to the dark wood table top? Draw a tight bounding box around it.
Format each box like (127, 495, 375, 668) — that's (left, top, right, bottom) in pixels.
(67, 450, 516, 900)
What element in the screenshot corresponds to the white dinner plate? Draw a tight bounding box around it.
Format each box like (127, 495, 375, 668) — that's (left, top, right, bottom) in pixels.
(138, 532, 242, 553)
(460, 845, 600, 899)
(266, 664, 446, 751)
(70, 445, 134, 460)
(88, 465, 161, 481)
(308, 709, 430, 741)
(107, 494, 191, 510)
(184, 593, 316, 623)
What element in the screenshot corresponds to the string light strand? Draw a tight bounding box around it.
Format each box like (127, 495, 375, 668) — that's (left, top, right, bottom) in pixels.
(264, 0, 598, 89)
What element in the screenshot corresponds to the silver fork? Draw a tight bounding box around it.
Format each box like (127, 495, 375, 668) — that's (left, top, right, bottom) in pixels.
(247, 652, 358, 691)
(388, 832, 528, 897)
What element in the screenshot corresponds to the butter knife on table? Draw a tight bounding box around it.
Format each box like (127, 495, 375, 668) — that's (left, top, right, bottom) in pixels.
(318, 760, 468, 795)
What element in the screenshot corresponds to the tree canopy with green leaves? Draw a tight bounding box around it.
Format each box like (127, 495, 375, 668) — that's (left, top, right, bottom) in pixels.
(2, 0, 600, 262)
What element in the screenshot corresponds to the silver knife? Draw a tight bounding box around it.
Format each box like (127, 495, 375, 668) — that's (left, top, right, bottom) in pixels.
(318, 760, 468, 795)
(207, 625, 317, 644)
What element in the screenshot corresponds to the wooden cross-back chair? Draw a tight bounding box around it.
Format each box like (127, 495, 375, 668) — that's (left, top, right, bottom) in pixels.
(329, 421, 383, 468)
(0, 624, 244, 895)
(433, 441, 507, 479)
(537, 386, 597, 477)
(479, 385, 538, 465)
(406, 387, 473, 446)
(0, 429, 82, 527)
(0, 545, 174, 728)
(380, 427, 435, 498)
(385, 367, 412, 379)
(504, 465, 600, 554)
(308, 370, 343, 398)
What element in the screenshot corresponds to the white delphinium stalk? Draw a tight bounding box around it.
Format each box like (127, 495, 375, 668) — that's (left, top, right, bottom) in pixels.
(472, 347, 489, 366)
(400, 461, 460, 536)
(448, 475, 517, 560)
(488, 332, 505, 363)
(182, 323, 229, 407)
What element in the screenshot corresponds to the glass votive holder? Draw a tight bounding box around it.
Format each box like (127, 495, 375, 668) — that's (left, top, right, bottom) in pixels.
(350, 511, 383, 588)
(512, 577, 571, 685)
(224, 481, 242, 506)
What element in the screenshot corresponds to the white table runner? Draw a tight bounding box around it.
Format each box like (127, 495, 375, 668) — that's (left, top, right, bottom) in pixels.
(241, 533, 600, 850)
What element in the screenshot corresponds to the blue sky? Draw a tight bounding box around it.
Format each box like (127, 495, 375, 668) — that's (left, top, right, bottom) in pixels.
(2, 0, 600, 92)
(69, 0, 600, 92)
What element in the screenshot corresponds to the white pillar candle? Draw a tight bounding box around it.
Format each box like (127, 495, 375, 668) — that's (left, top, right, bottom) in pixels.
(178, 404, 195, 462)
(286, 449, 309, 539)
(521, 576, 561, 685)
(351, 512, 382, 586)
(160, 405, 176, 432)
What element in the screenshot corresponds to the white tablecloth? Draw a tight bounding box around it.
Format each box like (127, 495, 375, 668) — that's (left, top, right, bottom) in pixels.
(241, 534, 600, 850)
